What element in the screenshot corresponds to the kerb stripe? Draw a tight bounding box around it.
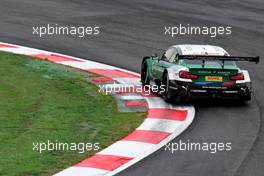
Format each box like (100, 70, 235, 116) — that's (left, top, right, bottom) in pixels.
(87, 69, 139, 78)
(121, 130, 171, 144)
(75, 154, 133, 171)
(0, 43, 17, 48)
(32, 54, 84, 62)
(91, 77, 114, 83)
(147, 108, 188, 121)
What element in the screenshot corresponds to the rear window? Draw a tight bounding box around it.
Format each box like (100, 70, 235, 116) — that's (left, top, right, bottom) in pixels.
(182, 60, 235, 66)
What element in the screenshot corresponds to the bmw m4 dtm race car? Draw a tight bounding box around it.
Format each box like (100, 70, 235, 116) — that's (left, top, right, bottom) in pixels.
(141, 45, 259, 102)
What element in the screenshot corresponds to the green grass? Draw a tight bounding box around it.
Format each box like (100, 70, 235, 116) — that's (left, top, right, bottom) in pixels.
(0, 51, 145, 176)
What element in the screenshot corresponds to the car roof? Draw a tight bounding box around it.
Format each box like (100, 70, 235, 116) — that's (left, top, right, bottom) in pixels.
(172, 44, 229, 56)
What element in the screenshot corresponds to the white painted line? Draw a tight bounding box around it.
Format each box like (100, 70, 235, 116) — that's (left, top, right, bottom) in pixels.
(120, 95, 145, 100)
(113, 78, 141, 86)
(145, 97, 193, 110)
(59, 61, 116, 70)
(137, 118, 183, 133)
(0, 47, 48, 55)
(54, 167, 108, 176)
(98, 141, 155, 158)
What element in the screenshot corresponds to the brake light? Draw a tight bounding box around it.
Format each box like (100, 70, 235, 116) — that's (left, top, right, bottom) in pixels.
(230, 72, 244, 80)
(179, 71, 199, 79)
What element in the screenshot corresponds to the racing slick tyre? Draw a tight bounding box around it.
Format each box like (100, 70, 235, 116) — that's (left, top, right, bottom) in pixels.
(162, 72, 175, 102)
(141, 62, 150, 86)
(240, 93, 251, 102)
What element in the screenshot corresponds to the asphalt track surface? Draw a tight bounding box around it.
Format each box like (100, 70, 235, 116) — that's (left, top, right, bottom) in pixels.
(1, 1, 264, 175)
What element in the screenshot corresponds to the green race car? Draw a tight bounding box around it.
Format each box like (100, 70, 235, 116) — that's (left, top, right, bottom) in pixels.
(141, 45, 259, 102)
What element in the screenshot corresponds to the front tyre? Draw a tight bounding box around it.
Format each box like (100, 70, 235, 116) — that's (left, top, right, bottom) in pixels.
(141, 62, 150, 86)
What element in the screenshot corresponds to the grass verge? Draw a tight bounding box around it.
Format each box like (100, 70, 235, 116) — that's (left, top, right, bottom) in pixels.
(0, 51, 145, 176)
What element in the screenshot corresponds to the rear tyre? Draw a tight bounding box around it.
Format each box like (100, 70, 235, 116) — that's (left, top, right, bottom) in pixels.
(162, 72, 174, 102)
(241, 93, 251, 102)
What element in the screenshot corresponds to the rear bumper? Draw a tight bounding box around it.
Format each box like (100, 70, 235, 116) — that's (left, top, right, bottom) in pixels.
(168, 80, 252, 101)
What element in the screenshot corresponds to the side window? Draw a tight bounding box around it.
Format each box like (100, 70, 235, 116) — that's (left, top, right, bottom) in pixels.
(169, 50, 178, 63)
(163, 48, 174, 61)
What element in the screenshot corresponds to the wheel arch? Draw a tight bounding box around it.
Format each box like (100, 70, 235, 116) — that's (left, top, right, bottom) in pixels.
(142, 56, 150, 65)
(141, 56, 154, 79)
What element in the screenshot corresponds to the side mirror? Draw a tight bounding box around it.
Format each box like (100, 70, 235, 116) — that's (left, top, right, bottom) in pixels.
(151, 53, 158, 58)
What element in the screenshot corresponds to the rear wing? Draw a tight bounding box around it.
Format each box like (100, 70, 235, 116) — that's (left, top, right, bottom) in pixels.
(178, 55, 259, 63)
(178, 55, 259, 68)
